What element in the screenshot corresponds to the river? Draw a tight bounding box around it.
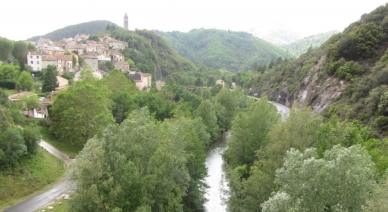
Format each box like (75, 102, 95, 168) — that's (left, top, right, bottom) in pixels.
(203, 131, 230, 212)
(203, 101, 289, 211)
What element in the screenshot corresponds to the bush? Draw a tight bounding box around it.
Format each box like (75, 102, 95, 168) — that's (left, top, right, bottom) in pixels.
(0, 81, 16, 89)
(335, 61, 364, 80)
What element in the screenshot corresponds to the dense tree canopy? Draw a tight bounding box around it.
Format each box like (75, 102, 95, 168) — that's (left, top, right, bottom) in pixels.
(12, 41, 28, 71)
(50, 76, 114, 145)
(0, 37, 13, 61)
(42, 65, 58, 92)
(16, 71, 33, 91)
(70, 108, 209, 212)
(262, 145, 376, 212)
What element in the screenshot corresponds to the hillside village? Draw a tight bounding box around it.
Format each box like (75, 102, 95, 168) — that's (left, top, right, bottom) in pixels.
(28, 34, 153, 91)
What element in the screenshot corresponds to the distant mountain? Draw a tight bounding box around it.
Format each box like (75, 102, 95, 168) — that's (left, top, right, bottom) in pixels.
(247, 23, 303, 46)
(28, 20, 115, 41)
(280, 30, 340, 57)
(156, 29, 291, 72)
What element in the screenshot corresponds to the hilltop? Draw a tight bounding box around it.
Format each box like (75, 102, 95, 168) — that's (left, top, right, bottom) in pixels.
(28, 20, 116, 41)
(156, 29, 291, 72)
(247, 23, 303, 45)
(280, 30, 340, 57)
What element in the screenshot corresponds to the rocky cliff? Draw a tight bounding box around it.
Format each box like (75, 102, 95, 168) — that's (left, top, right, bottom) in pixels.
(256, 55, 344, 114)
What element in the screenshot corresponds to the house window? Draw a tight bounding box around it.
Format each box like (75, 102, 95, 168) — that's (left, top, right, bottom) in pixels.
(36, 56, 39, 59)
(31, 61, 33, 64)
(30, 55, 32, 59)
(38, 67, 40, 71)
(37, 61, 39, 64)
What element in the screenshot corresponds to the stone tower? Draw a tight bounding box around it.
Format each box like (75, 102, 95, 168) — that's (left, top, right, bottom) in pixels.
(124, 13, 128, 30)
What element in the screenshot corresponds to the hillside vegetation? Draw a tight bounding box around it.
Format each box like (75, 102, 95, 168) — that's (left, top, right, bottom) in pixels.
(239, 4, 388, 135)
(156, 29, 291, 72)
(28, 20, 115, 41)
(280, 30, 340, 57)
(108, 28, 229, 85)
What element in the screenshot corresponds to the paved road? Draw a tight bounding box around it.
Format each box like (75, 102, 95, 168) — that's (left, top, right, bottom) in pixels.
(246, 95, 290, 118)
(4, 141, 75, 212)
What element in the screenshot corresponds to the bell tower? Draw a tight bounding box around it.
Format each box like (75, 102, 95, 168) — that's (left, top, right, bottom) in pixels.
(124, 13, 128, 30)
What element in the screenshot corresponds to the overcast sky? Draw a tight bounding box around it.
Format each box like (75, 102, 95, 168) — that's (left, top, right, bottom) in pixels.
(1, 0, 387, 41)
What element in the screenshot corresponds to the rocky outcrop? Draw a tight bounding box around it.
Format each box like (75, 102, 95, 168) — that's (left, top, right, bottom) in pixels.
(257, 55, 344, 114)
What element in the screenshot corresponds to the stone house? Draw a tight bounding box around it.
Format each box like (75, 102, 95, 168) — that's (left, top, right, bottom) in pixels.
(111, 51, 124, 62)
(98, 55, 111, 61)
(44, 46, 66, 56)
(8, 92, 44, 118)
(131, 72, 152, 91)
(114, 61, 130, 72)
(42, 55, 57, 68)
(54, 55, 73, 74)
(69, 44, 86, 55)
(81, 54, 98, 70)
(106, 39, 128, 50)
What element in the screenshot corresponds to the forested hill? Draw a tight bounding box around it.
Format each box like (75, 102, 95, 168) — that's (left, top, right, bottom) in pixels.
(156, 29, 291, 72)
(280, 30, 340, 57)
(28, 20, 115, 41)
(110, 28, 197, 79)
(240, 3, 388, 134)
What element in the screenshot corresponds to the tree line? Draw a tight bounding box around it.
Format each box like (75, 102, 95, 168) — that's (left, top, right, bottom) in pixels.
(223, 100, 388, 211)
(43, 67, 249, 211)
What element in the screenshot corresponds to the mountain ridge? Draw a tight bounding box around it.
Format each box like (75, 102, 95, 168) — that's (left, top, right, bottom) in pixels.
(156, 28, 291, 72)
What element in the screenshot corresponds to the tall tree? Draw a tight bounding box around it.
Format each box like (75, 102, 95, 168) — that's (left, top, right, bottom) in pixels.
(42, 65, 58, 92)
(12, 41, 28, 71)
(0, 37, 13, 61)
(234, 107, 322, 211)
(50, 80, 114, 145)
(224, 96, 280, 169)
(194, 100, 219, 141)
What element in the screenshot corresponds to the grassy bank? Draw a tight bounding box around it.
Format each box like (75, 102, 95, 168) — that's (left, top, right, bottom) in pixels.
(34, 197, 70, 212)
(0, 148, 66, 210)
(39, 126, 83, 159)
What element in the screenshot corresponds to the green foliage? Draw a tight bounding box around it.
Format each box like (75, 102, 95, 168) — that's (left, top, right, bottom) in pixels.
(0, 127, 27, 168)
(12, 41, 28, 71)
(113, 29, 196, 77)
(194, 99, 219, 141)
(363, 173, 388, 212)
(42, 65, 58, 92)
(0, 64, 19, 81)
(16, 71, 33, 91)
(87, 34, 99, 41)
(262, 145, 376, 212)
(214, 89, 238, 131)
(281, 30, 339, 57)
(70, 108, 208, 211)
(50, 79, 114, 145)
(224, 96, 280, 169)
(228, 107, 322, 211)
(98, 61, 115, 71)
(0, 148, 64, 209)
(28, 20, 115, 41)
(157, 29, 291, 72)
(0, 37, 13, 61)
(23, 124, 41, 154)
(335, 60, 364, 80)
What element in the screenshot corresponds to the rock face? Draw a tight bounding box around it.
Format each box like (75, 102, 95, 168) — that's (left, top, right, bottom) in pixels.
(257, 55, 343, 114)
